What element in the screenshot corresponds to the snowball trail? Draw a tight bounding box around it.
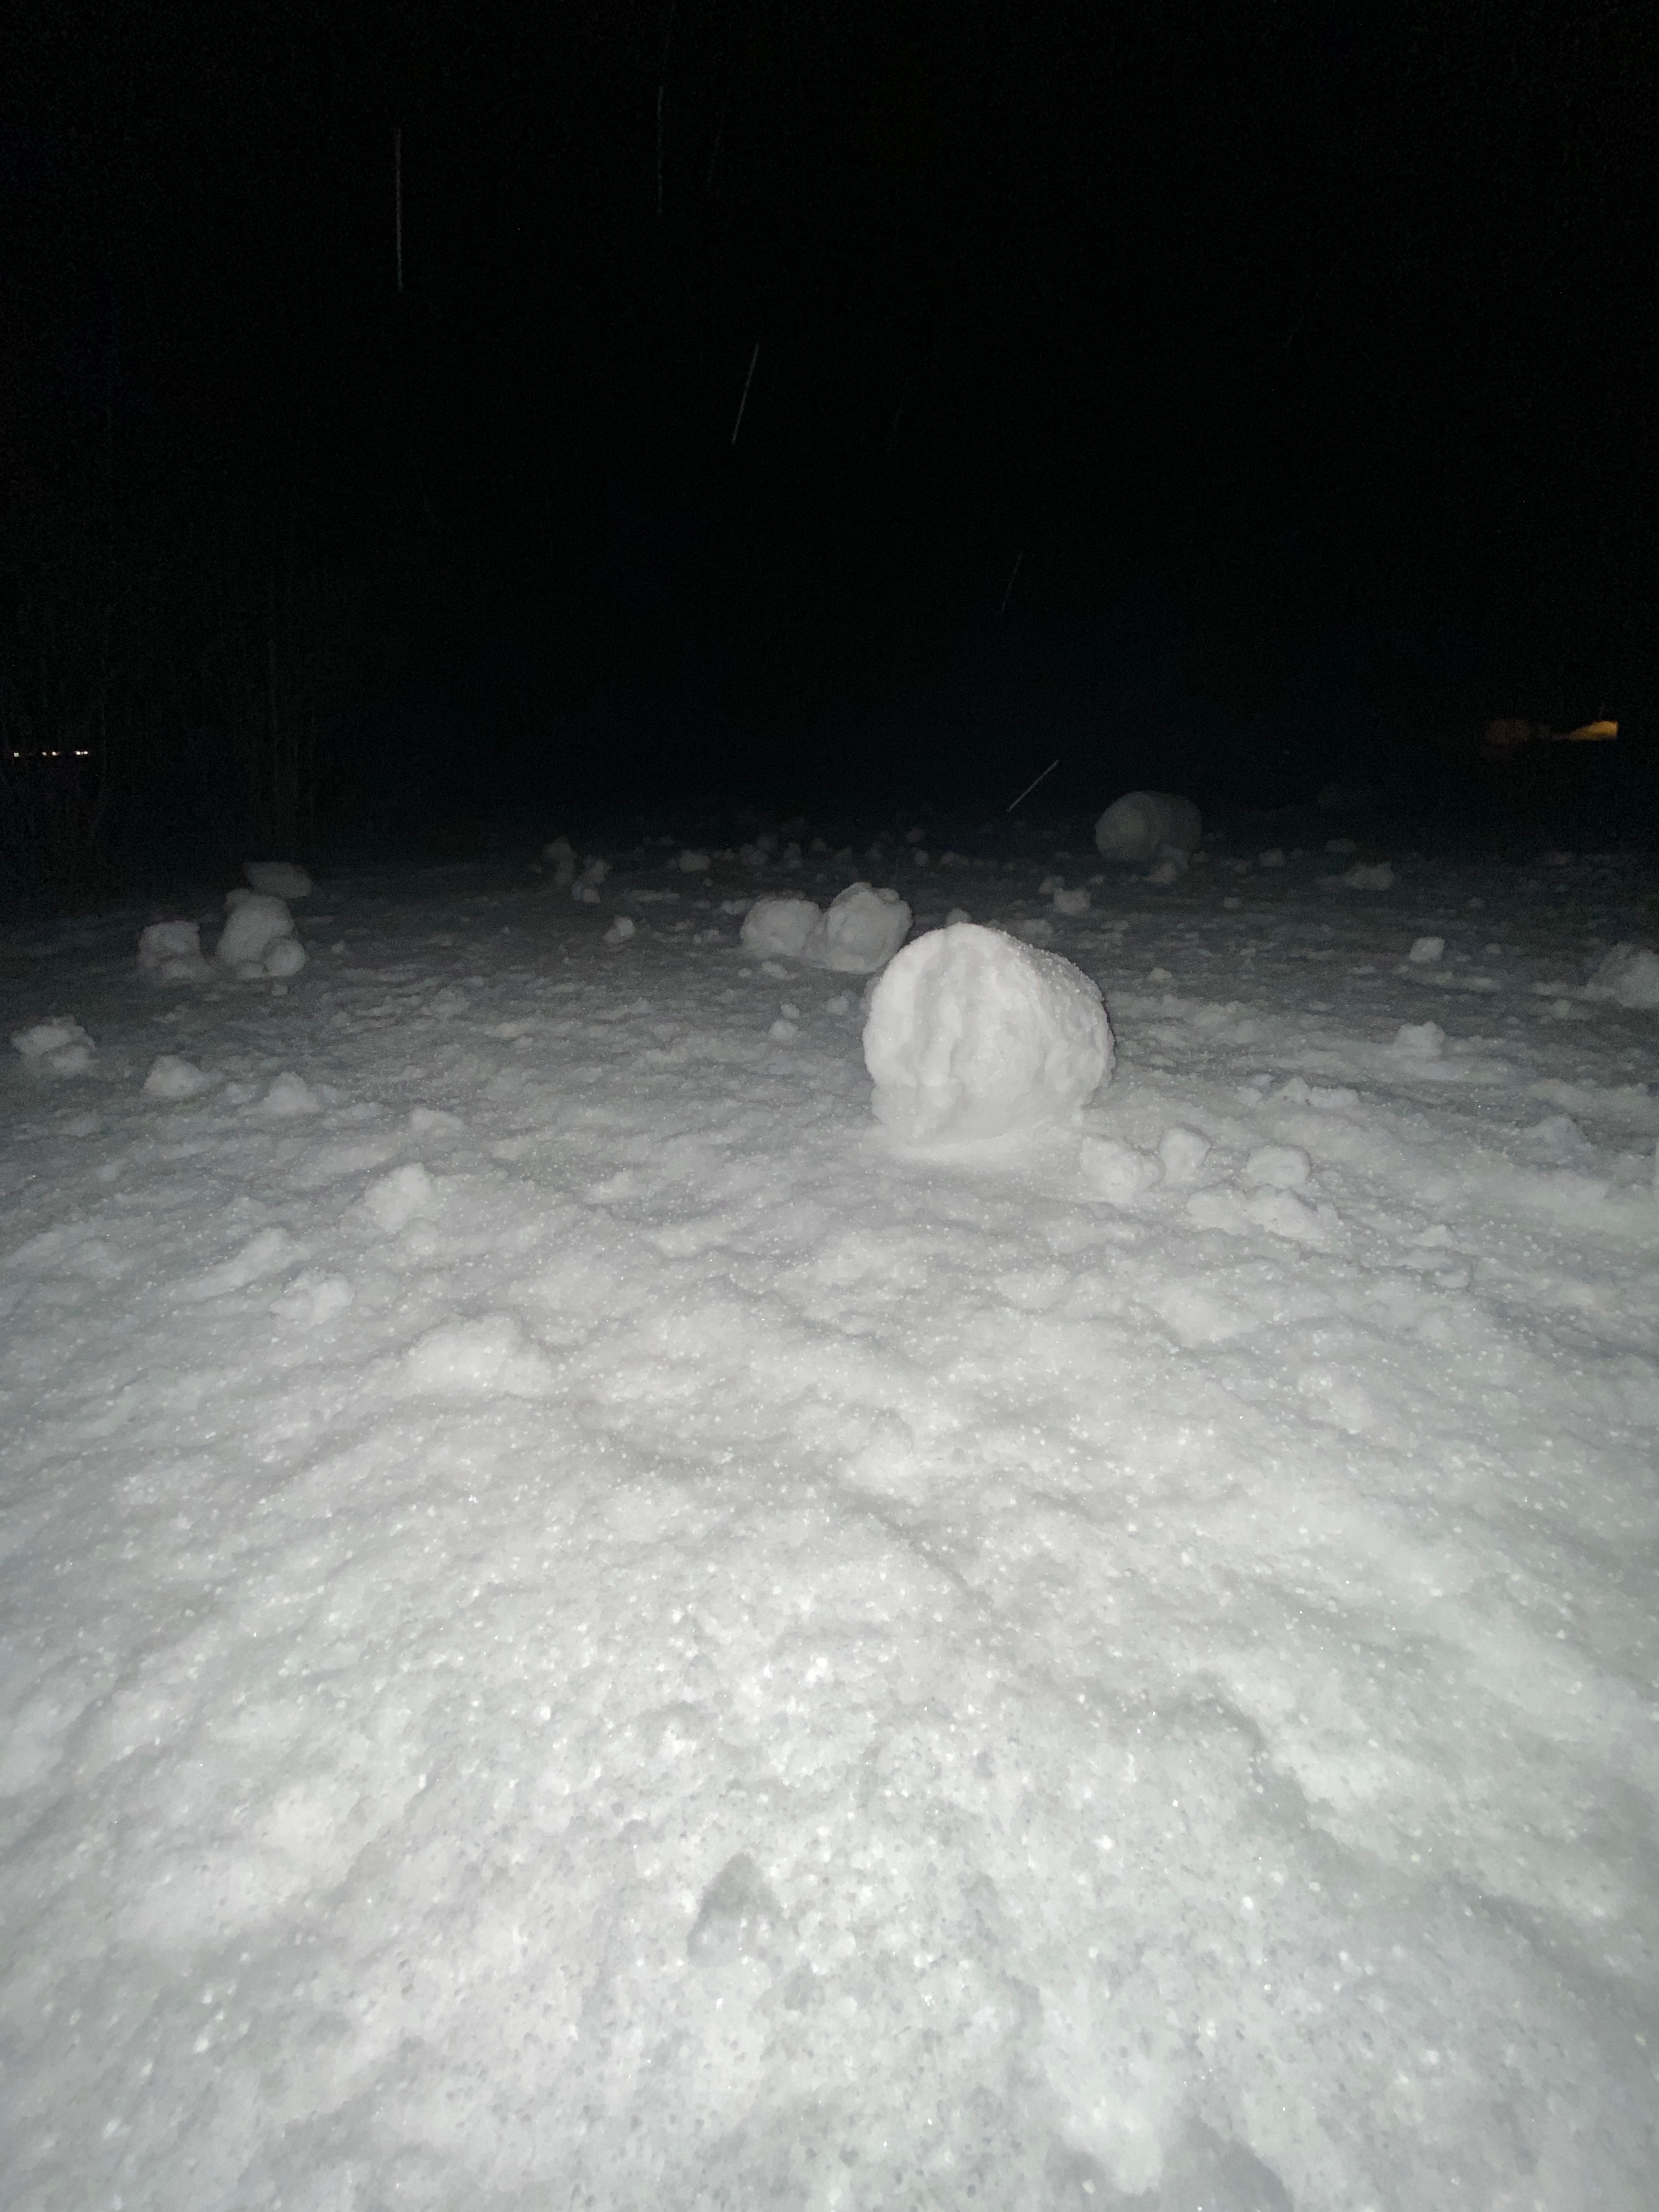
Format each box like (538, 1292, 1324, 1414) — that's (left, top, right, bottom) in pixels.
(3, 831, 1658, 2210)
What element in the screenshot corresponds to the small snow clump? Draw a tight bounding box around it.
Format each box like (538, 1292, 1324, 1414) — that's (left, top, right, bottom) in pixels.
(1245, 1144, 1311, 1189)
(256, 1071, 324, 1117)
(137, 919, 213, 982)
(12, 1017, 95, 1074)
(805, 883, 912, 973)
(143, 1055, 212, 1100)
(741, 897, 822, 960)
(1393, 1019, 1446, 1058)
(1094, 791, 1202, 863)
(1079, 1137, 1161, 1203)
(1591, 944, 1659, 1010)
(1158, 1126, 1211, 1182)
(217, 893, 306, 978)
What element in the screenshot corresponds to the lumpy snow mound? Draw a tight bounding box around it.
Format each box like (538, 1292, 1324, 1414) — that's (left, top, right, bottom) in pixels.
(10, 1015, 95, 1074)
(863, 921, 1112, 1144)
(216, 892, 306, 979)
(142, 1054, 212, 1100)
(741, 895, 821, 960)
(1094, 789, 1202, 863)
(742, 884, 912, 973)
(244, 861, 313, 900)
(806, 883, 911, 973)
(1592, 943, 1659, 1009)
(137, 920, 213, 983)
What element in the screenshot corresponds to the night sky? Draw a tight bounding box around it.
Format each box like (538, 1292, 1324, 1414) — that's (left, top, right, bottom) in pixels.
(4, 0, 1655, 853)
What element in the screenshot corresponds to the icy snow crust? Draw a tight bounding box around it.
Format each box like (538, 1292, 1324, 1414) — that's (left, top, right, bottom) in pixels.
(3, 836, 1659, 2211)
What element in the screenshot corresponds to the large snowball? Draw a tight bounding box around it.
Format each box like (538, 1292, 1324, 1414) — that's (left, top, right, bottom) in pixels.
(863, 922, 1113, 1145)
(805, 882, 912, 973)
(217, 891, 305, 978)
(1094, 790, 1202, 862)
(741, 896, 821, 959)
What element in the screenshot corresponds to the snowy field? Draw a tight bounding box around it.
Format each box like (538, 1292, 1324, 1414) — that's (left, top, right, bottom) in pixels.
(3, 825, 1658, 2212)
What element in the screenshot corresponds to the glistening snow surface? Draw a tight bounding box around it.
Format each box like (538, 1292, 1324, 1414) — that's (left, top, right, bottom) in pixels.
(3, 830, 1659, 2211)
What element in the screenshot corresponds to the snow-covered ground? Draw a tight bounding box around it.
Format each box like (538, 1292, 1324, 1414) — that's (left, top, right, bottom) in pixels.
(3, 828, 1658, 2211)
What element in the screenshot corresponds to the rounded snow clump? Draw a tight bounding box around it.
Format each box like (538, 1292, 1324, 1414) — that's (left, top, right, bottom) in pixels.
(262, 935, 308, 977)
(137, 919, 213, 982)
(12, 1016, 95, 1074)
(143, 1054, 212, 1099)
(1593, 944, 1659, 1010)
(245, 860, 313, 899)
(1094, 791, 1201, 863)
(257, 1071, 324, 1117)
(1080, 1136, 1161, 1203)
(741, 896, 821, 959)
(863, 922, 1112, 1146)
(217, 891, 306, 979)
(1392, 1019, 1446, 1059)
(805, 882, 912, 973)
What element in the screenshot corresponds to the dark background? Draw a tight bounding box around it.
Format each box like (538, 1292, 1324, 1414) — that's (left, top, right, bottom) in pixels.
(3, 0, 1655, 887)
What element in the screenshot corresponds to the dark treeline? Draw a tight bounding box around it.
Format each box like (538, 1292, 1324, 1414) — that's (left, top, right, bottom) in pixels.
(4, 1, 1655, 896)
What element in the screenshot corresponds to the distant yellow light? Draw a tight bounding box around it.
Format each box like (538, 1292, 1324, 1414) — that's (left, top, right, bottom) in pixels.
(1561, 719, 1618, 742)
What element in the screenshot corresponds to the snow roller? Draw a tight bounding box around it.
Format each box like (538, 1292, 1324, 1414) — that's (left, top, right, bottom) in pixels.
(1093, 790, 1202, 864)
